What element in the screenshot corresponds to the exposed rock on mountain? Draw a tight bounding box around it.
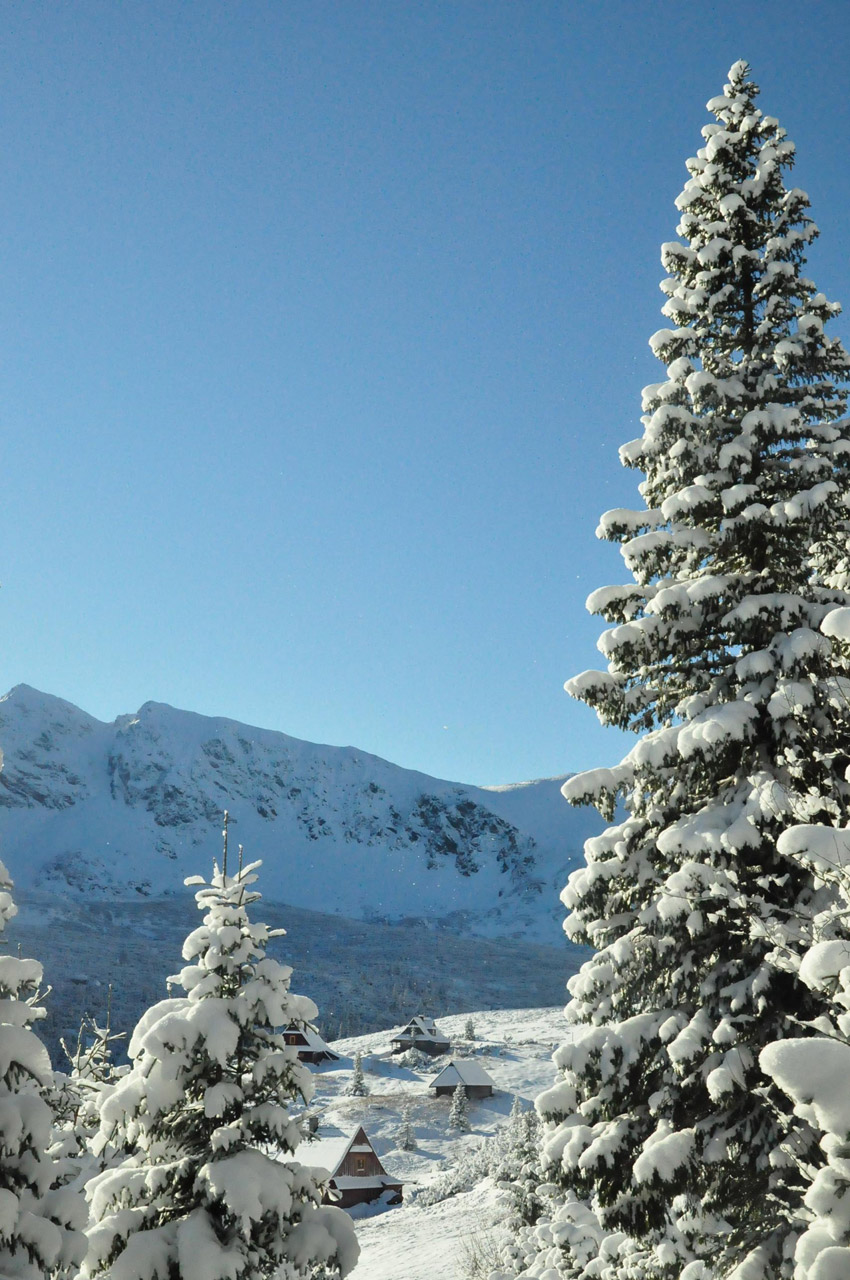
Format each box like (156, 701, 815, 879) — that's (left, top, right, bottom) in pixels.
(0, 685, 599, 942)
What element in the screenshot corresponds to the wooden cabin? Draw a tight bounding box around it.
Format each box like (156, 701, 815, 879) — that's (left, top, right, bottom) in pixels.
(430, 1059, 495, 1099)
(390, 1014, 450, 1056)
(305, 1125, 403, 1209)
(283, 1025, 340, 1065)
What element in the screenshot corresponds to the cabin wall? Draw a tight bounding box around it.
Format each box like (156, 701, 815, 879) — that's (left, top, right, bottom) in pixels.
(391, 1037, 449, 1055)
(324, 1182, 404, 1209)
(338, 1151, 384, 1178)
(434, 1084, 493, 1098)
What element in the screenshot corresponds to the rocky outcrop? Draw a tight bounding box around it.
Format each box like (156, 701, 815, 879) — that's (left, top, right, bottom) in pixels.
(0, 685, 597, 942)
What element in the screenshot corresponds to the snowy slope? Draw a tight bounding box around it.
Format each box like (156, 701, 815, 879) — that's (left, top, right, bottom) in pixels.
(305, 1008, 570, 1280)
(0, 685, 600, 943)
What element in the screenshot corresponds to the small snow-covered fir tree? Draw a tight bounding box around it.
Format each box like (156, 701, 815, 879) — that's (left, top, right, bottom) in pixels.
(49, 1003, 126, 1197)
(491, 1098, 545, 1231)
(67, 997, 125, 1092)
(396, 1102, 416, 1152)
(448, 1083, 470, 1133)
(528, 60, 850, 1280)
(507, 1092, 524, 1133)
(343, 1051, 369, 1097)
(464, 1018, 476, 1042)
(0, 858, 86, 1279)
(52, 998, 125, 1148)
(82, 847, 358, 1280)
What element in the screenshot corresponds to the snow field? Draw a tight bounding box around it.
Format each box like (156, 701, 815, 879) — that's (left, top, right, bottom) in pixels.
(352, 1180, 506, 1280)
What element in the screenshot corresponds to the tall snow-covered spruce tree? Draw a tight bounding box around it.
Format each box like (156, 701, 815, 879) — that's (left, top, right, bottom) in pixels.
(525, 61, 850, 1280)
(82, 849, 358, 1280)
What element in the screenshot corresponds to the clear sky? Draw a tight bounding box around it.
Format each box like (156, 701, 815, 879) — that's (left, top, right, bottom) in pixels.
(2, 1, 849, 785)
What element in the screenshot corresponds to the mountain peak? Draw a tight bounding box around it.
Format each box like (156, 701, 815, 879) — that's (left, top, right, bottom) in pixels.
(0, 683, 104, 725)
(0, 685, 599, 942)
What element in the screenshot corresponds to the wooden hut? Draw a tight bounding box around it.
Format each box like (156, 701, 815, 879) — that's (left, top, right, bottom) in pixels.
(390, 1014, 450, 1056)
(430, 1059, 495, 1099)
(305, 1125, 403, 1209)
(283, 1025, 340, 1064)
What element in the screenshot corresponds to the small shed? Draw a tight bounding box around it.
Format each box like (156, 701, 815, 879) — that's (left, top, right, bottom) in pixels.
(283, 1025, 340, 1065)
(390, 1014, 450, 1056)
(430, 1059, 495, 1099)
(306, 1125, 403, 1209)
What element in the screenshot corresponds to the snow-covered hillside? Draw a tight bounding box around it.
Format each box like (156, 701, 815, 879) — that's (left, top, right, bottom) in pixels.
(309, 1009, 568, 1280)
(0, 684, 600, 943)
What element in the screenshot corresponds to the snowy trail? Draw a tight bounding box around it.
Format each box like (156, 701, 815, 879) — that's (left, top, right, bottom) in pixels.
(352, 1181, 506, 1280)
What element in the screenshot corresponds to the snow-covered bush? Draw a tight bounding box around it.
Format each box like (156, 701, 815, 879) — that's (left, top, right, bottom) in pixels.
(459, 1220, 506, 1280)
(523, 60, 850, 1279)
(490, 1191, 728, 1280)
(413, 1137, 493, 1208)
(82, 854, 359, 1280)
(394, 1046, 432, 1070)
(453, 1040, 501, 1059)
(417, 1095, 543, 1214)
(0, 858, 86, 1279)
(489, 1191, 609, 1280)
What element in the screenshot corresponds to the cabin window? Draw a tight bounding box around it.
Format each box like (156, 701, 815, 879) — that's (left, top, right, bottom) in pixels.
(356, 1157, 366, 1172)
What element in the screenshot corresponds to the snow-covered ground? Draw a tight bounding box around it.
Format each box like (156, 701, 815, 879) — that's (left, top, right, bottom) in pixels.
(303, 1008, 567, 1280)
(353, 1180, 504, 1280)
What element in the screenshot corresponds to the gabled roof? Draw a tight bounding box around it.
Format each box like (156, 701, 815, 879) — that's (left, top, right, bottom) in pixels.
(303, 1131, 351, 1180)
(284, 1025, 340, 1059)
(430, 1059, 495, 1089)
(303, 1125, 388, 1181)
(392, 1014, 449, 1043)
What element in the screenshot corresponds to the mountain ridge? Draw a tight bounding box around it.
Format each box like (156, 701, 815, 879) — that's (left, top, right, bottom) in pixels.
(0, 684, 601, 944)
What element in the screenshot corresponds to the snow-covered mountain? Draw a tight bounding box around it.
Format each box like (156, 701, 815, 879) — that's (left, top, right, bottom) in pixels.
(0, 685, 600, 943)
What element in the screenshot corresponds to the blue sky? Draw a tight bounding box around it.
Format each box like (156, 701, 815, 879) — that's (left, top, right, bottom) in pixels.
(2, 1, 849, 784)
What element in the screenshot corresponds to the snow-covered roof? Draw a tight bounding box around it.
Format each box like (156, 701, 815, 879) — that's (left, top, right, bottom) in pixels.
(302, 1132, 351, 1179)
(284, 1024, 340, 1054)
(333, 1175, 401, 1191)
(291, 1026, 340, 1058)
(301, 1125, 385, 1181)
(430, 1059, 495, 1089)
(392, 1014, 448, 1043)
